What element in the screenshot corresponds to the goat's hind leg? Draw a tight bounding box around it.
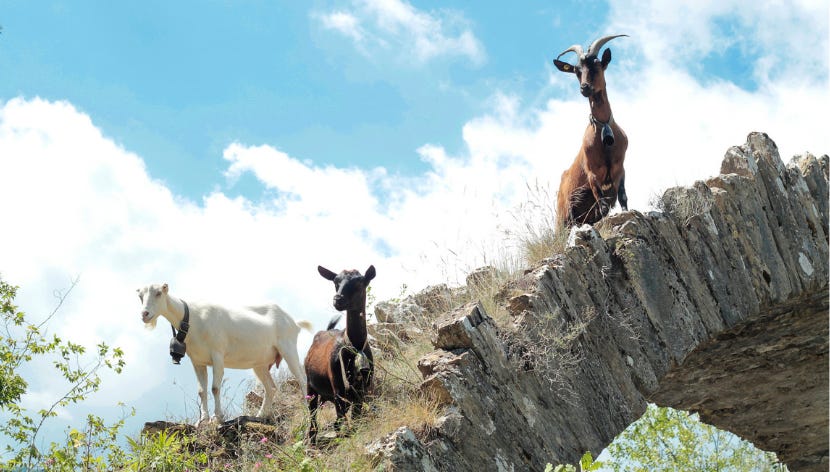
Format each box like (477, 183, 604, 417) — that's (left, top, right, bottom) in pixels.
(252, 364, 277, 419)
(277, 337, 308, 398)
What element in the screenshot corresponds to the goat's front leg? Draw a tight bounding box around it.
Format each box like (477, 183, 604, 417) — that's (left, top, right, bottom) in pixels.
(588, 174, 610, 218)
(617, 173, 628, 211)
(210, 355, 225, 423)
(192, 364, 210, 425)
(307, 392, 321, 445)
(333, 397, 349, 434)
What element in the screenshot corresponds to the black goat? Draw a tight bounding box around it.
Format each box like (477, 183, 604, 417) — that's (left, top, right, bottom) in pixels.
(304, 265, 376, 444)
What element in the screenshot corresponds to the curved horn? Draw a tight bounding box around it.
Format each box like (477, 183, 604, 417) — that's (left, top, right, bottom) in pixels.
(587, 34, 628, 56)
(556, 44, 584, 61)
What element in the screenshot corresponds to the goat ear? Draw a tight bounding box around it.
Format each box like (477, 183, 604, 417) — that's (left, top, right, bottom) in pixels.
(162, 283, 168, 293)
(318, 266, 337, 281)
(601, 48, 612, 69)
(364, 265, 376, 283)
(553, 59, 576, 73)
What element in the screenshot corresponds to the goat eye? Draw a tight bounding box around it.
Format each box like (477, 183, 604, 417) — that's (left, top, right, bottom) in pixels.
(154, 291, 161, 297)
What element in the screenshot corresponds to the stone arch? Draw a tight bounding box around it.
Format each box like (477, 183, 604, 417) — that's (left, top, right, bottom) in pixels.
(371, 134, 828, 471)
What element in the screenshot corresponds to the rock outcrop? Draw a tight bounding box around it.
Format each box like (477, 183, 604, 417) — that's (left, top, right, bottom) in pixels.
(370, 133, 829, 471)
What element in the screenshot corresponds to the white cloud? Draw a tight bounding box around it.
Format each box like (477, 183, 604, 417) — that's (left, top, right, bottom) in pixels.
(606, 0, 828, 86)
(318, 11, 365, 43)
(0, 0, 827, 449)
(316, 0, 486, 66)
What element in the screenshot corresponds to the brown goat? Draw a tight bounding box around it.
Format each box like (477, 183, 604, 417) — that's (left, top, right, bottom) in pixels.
(304, 265, 375, 445)
(554, 34, 629, 227)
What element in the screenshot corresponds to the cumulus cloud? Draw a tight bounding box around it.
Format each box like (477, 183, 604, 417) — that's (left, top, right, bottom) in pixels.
(0, 0, 826, 447)
(315, 0, 486, 66)
(606, 0, 828, 86)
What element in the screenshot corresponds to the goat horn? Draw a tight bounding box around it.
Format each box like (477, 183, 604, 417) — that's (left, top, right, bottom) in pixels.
(556, 44, 584, 61)
(587, 34, 628, 57)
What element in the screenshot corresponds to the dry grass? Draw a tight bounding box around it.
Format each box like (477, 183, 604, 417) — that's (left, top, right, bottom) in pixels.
(497, 306, 598, 401)
(501, 180, 571, 266)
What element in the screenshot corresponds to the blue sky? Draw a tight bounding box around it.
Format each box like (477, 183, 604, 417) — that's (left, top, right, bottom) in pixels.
(0, 0, 828, 459)
(3, 1, 590, 196)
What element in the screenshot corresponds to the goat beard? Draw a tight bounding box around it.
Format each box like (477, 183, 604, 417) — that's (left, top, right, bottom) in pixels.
(143, 315, 159, 330)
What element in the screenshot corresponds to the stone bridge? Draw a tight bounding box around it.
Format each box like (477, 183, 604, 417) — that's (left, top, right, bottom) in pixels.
(371, 133, 828, 471)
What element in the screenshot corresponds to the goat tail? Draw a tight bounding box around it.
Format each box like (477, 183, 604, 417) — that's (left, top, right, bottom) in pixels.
(326, 314, 342, 331)
(296, 319, 314, 333)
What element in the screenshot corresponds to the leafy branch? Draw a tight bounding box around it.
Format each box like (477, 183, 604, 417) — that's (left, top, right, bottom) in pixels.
(0, 277, 129, 470)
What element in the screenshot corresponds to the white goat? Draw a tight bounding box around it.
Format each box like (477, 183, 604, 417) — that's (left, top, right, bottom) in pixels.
(137, 283, 312, 424)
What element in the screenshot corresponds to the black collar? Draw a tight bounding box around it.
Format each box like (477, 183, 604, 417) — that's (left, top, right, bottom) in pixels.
(171, 300, 190, 342)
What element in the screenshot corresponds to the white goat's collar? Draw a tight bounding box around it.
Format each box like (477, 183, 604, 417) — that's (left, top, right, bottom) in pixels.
(171, 300, 190, 337)
(169, 300, 190, 364)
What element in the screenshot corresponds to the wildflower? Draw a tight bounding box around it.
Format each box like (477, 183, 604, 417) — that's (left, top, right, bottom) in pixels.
(254, 461, 262, 470)
(266, 454, 273, 459)
(260, 436, 268, 443)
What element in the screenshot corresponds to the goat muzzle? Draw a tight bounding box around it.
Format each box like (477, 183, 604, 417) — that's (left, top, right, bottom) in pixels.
(580, 84, 592, 97)
(333, 295, 347, 311)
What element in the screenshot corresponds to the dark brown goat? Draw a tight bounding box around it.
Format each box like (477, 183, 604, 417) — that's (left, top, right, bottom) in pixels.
(554, 34, 629, 227)
(304, 265, 376, 444)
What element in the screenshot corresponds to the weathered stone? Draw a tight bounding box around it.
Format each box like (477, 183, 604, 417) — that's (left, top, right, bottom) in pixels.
(141, 416, 284, 460)
(466, 265, 498, 290)
(566, 223, 599, 248)
(431, 302, 488, 350)
(375, 133, 828, 471)
(369, 322, 423, 349)
(142, 421, 196, 437)
(413, 284, 456, 315)
(651, 292, 828, 470)
(374, 299, 425, 324)
(366, 427, 440, 472)
(506, 292, 535, 315)
(419, 374, 455, 406)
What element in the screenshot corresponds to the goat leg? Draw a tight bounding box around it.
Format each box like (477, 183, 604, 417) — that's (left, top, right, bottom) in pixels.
(307, 394, 320, 445)
(590, 178, 611, 218)
(333, 397, 349, 434)
(617, 173, 628, 211)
